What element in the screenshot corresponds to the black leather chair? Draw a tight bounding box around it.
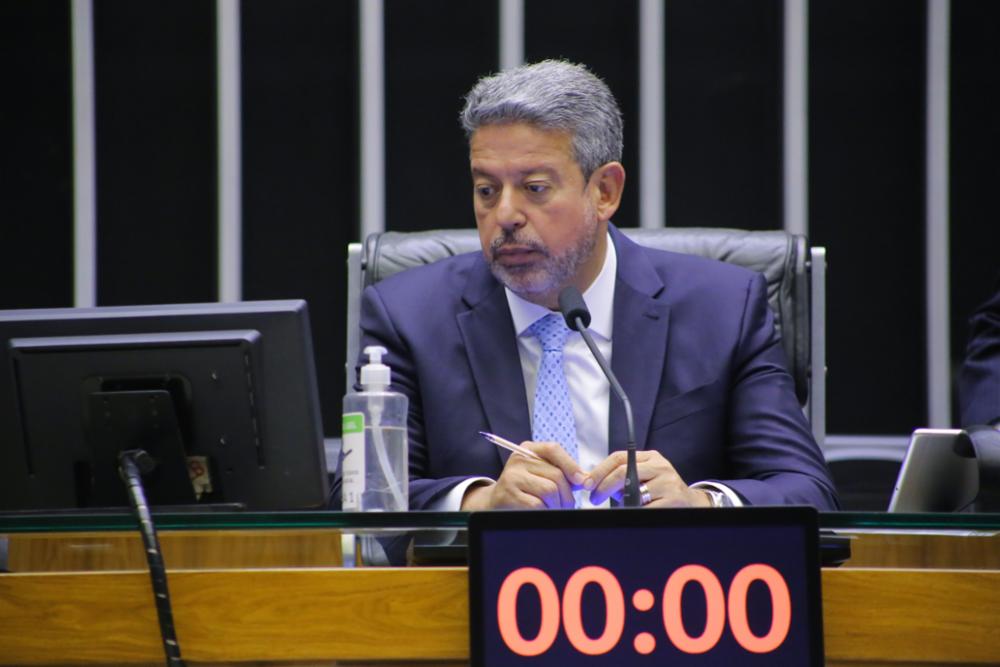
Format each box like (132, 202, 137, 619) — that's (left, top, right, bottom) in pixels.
(346, 227, 827, 445)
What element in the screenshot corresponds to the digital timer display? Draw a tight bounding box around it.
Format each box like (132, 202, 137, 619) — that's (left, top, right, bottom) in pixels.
(469, 507, 822, 666)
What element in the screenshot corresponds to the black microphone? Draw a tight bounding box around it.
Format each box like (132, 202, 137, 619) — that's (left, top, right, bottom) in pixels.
(558, 286, 642, 507)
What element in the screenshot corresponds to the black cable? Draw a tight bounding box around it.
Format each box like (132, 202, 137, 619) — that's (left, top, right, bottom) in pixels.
(118, 449, 186, 667)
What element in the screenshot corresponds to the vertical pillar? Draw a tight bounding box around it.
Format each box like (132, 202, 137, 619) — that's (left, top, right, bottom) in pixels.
(218, 0, 243, 302)
(72, 0, 96, 307)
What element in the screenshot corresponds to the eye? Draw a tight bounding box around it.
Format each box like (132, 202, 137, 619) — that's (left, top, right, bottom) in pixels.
(526, 182, 549, 195)
(475, 184, 496, 199)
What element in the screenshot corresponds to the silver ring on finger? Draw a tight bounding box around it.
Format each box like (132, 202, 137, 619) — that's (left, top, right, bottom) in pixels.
(639, 483, 652, 506)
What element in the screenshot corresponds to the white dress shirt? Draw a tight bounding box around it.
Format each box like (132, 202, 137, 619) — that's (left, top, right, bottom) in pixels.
(505, 235, 616, 507)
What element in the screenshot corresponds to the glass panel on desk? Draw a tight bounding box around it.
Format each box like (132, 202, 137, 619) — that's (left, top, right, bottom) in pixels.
(2, 510, 999, 573)
(0, 511, 468, 573)
(822, 511, 1000, 570)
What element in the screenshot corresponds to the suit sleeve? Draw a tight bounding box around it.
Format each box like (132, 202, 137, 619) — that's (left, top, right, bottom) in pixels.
(357, 284, 481, 509)
(716, 273, 840, 509)
(958, 276, 1000, 426)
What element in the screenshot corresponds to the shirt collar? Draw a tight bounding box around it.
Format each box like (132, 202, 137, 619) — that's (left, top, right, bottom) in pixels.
(506, 232, 616, 341)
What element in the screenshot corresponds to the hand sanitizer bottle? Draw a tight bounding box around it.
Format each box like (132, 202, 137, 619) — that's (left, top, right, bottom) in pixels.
(342, 345, 408, 512)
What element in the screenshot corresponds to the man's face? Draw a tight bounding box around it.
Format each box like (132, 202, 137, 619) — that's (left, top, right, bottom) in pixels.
(470, 122, 608, 307)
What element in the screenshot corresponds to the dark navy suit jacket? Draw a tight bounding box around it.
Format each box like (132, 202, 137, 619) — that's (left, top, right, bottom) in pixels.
(358, 225, 838, 510)
(959, 275, 1000, 426)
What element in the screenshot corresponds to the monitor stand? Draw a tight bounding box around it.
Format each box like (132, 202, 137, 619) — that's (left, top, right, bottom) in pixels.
(84, 389, 195, 508)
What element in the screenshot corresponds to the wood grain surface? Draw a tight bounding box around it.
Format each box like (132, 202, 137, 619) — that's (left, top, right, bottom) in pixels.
(823, 568, 1000, 663)
(842, 530, 1000, 569)
(5, 530, 342, 572)
(1, 565, 998, 664)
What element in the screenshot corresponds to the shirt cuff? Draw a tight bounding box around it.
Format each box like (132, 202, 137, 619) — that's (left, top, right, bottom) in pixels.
(691, 481, 745, 507)
(429, 477, 495, 511)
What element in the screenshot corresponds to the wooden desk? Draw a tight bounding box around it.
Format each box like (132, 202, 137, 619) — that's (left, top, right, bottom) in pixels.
(5, 529, 343, 572)
(0, 531, 998, 665)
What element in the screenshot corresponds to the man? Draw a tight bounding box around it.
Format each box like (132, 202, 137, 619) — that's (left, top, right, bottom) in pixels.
(958, 274, 1000, 426)
(358, 60, 838, 511)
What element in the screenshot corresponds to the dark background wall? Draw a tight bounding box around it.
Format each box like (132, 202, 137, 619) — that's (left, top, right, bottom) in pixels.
(809, 0, 928, 434)
(665, 0, 784, 231)
(240, 0, 358, 433)
(93, 0, 218, 307)
(950, 0, 1000, 414)
(1, 0, 74, 310)
(2, 0, 998, 439)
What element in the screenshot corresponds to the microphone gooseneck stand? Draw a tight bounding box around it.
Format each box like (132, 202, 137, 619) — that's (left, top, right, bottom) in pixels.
(118, 449, 186, 667)
(558, 287, 642, 507)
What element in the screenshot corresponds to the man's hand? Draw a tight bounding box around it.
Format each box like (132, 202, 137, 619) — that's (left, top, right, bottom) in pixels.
(586, 450, 712, 507)
(461, 441, 589, 510)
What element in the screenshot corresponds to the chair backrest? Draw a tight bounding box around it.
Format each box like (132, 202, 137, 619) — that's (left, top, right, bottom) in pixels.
(347, 227, 827, 444)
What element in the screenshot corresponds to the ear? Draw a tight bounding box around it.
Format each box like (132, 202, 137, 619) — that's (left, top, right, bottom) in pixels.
(589, 161, 626, 222)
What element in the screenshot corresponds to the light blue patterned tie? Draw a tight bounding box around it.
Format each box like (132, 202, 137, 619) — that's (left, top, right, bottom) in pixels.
(527, 313, 579, 462)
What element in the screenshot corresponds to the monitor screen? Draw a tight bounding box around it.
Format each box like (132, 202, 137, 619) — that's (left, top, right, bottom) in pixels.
(0, 300, 328, 511)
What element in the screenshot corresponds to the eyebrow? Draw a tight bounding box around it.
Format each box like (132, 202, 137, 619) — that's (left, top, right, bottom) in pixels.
(470, 166, 559, 179)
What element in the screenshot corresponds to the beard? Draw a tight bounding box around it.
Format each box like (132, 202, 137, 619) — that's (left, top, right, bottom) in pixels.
(487, 205, 601, 301)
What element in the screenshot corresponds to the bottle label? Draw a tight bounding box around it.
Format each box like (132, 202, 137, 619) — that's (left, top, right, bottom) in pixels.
(341, 412, 365, 511)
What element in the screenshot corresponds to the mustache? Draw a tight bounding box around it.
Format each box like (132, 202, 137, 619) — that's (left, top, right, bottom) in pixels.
(489, 231, 549, 256)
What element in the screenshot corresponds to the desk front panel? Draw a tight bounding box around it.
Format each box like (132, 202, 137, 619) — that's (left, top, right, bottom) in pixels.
(0, 564, 998, 665)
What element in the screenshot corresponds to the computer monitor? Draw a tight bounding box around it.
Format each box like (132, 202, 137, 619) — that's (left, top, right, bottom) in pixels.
(0, 300, 328, 511)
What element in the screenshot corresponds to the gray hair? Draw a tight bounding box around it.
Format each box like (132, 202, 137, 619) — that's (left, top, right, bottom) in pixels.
(460, 60, 623, 180)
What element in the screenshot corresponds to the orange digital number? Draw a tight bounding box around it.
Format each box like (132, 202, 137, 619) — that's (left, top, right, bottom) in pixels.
(561, 566, 625, 655)
(662, 564, 727, 654)
(496, 567, 561, 656)
(727, 563, 792, 653)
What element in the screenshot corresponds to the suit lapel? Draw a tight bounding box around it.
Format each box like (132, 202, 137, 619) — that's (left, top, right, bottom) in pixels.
(454, 228, 671, 461)
(609, 227, 670, 453)
(456, 262, 531, 466)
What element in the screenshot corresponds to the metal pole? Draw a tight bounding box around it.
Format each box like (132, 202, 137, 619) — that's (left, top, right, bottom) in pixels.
(217, 0, 243, 302)
(926, 0, 951, 426)
(639, 0, 665, 229)
(360, 0, 385, 239)
(72, 0, 97, 307)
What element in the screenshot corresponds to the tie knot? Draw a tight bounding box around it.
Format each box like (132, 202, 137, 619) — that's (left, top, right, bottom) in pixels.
(528, 313, 571, 351)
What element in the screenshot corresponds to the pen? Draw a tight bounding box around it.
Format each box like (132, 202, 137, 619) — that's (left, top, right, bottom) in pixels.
(478, 431, 544, 461)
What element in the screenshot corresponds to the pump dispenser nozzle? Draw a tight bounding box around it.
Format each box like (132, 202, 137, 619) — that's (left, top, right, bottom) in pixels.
(361, 345, 391, 389)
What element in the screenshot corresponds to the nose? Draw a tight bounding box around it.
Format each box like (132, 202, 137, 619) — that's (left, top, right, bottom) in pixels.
(495, 186, 526, 231)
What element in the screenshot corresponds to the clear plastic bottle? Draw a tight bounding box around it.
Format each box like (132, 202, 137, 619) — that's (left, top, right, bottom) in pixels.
(341, 345, 408, 512)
